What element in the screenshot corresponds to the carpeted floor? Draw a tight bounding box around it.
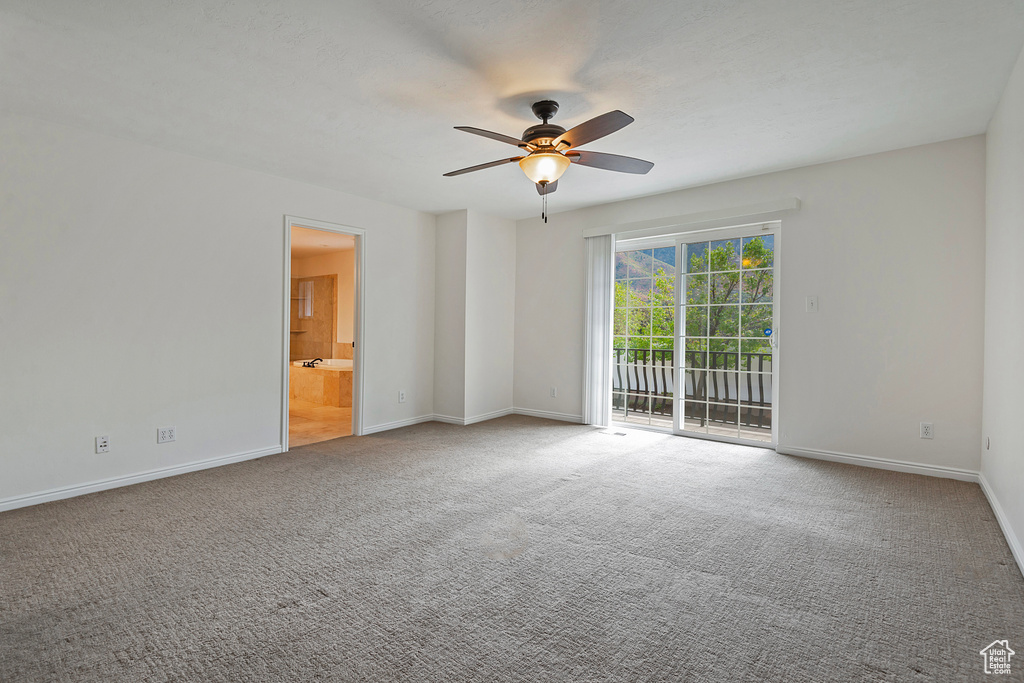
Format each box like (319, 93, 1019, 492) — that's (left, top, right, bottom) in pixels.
(1, 416, 1022, 682)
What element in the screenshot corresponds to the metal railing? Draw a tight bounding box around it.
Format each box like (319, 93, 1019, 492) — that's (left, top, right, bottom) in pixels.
(612, 348, 772, 427)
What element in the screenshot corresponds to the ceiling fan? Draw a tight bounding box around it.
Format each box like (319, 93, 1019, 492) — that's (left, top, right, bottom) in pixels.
(443, 100, 654, 199)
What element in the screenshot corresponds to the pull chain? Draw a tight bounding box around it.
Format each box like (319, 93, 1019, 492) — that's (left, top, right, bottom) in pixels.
(542, 192, 548, 223)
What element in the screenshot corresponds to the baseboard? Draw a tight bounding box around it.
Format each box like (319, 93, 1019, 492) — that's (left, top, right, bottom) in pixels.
(361, 414, 436, 434)
(366, 410, 514, 431)
(436, 408, 585, 426)
(0, 445, 282, 513)
(512, 407, 584, 424)
(776, 445, 980, 482)
(465, 408, 514, 425)
(428, 409, 515, 427)
(978, 473, 1024, 578)
(431, 414, 466, 426)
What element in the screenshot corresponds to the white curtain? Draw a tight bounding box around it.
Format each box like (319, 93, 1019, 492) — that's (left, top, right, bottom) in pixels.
(583, 234, 614, 426)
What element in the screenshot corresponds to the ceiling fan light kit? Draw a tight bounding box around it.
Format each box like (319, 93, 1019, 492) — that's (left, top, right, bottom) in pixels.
(444, 99, 653, 221)
(519, 152, 571, 185)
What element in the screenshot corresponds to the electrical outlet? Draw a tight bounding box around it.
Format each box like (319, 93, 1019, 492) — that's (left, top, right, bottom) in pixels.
(550, 387, 557, 398)
(158, 427, 176, 444)
(805, 296, 819, 313)
(398, 390, 406, 404)
(920, 422, 933, 440)
(95, 436, 109, 454)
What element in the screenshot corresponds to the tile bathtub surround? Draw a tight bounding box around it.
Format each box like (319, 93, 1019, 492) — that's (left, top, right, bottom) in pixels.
(289, 364, 352, 408)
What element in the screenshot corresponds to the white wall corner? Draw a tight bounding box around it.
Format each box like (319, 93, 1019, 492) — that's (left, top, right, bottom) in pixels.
(979, 473, 1024, 578)
(435, 209, 517, 422)
(432, 211, 469, 420)
(981, 37, 1024, 584)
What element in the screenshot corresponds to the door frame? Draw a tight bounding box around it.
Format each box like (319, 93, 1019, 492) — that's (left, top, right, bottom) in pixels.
(672, 222, 781, 447)
(282, 215, 367, 449)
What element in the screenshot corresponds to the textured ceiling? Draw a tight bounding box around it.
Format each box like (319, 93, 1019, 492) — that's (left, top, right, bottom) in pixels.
(3, 0, 1023, 219)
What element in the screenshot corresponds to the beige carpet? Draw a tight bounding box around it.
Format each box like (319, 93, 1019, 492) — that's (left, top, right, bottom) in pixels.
(1, 416, 1022, 682)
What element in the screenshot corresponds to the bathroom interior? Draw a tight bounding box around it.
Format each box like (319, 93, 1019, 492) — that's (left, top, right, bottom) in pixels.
(289, 226, 356, 447)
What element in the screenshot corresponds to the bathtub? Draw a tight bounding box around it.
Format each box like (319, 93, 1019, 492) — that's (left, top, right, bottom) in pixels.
(289, 359, 353, 407)
(292, 358, 352, 370)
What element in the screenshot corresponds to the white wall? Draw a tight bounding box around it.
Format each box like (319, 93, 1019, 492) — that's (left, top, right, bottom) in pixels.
(515, 136, 986, 471)
(465, 210, 516, 421)
(0, 113, 436, 506)
(432, 209, 517, 423)
(292, 248, 356, 345)
(982, 45, 1024, 566)
(514, 215, 586, 422)
(433, 211, 468, 420)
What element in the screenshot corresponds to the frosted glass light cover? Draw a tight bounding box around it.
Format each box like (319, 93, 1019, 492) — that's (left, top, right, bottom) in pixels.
(519, 152, 570, 184)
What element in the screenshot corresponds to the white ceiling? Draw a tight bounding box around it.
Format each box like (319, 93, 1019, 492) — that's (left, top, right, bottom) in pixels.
(291, 226, 354, 259)
(3, 1, 1023, 220)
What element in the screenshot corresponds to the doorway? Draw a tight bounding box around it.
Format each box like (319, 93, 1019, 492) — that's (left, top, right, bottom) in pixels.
(612, 222, 779, 446)
(282, 217, 365, 449)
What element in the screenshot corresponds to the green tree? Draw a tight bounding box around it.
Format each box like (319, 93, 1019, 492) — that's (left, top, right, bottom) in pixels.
(650, 267, 674, 347)
(615, 263, 675, 352)
(614, 279, 651, 349)
(684, 238, 773, 341)
(616, 238, 772, 357)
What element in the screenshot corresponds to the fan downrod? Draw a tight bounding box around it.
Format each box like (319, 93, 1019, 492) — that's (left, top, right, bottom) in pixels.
(523, 100, 566, 146)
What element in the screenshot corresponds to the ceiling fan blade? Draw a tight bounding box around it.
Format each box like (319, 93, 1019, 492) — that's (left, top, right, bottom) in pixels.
(443, 157, 523, 177)
(568, 150, 653, 174)
(552, 110, 634, 150)
(454, 126, 529, 148)
(536, 180, 558, 195)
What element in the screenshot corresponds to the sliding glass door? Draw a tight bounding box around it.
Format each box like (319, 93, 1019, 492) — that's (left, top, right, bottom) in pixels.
(611, 223, 778, 446)
(611, 246, 677, 428)
(676, 226, 778, 444)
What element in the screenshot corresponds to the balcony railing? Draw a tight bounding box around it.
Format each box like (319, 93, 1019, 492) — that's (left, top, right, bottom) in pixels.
(613, 348, 772, 427)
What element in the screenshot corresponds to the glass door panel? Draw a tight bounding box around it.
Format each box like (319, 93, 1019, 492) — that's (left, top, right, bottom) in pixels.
(612, 247, 676, 428)
(675, 229, 777, 445)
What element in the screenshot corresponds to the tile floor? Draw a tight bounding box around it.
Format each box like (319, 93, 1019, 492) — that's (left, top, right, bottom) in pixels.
(289, 399, 352, 447)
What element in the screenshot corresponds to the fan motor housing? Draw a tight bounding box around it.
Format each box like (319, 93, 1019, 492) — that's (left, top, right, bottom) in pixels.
(522, 123, 566, 147)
